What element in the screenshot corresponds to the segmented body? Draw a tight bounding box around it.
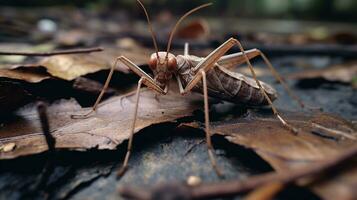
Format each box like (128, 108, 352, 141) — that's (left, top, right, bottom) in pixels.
(176, 55, 278, 106)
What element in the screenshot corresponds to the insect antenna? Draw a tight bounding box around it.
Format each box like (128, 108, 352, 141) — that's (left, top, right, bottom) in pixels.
(136, 0, 160, 59)
(165, 3, 212, 59)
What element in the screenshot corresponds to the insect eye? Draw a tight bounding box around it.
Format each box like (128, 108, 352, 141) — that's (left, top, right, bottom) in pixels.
(167, 57, 177, 71)
(148, 57, 157, 70)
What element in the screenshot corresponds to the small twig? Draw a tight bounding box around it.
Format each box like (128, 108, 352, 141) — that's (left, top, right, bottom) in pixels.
(0, 47, 103, 56)
(24, 102, 56, 198)
(311, 122, 356, 140)
(119, 145, 357, 200)
(37, 102, 55, 152)
(244, 183, 285, 200)
(184, 139, 205, 156)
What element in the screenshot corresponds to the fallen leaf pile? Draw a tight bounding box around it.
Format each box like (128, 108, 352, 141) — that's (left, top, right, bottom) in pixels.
(183, 111, 357, 200)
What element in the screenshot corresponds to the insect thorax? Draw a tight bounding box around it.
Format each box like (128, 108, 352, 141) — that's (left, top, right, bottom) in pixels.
(176, 55, 201, 87)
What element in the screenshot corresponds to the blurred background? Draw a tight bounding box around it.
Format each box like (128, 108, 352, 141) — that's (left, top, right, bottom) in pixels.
(1, 0, 357, 22)
(1, 0, 357, 46)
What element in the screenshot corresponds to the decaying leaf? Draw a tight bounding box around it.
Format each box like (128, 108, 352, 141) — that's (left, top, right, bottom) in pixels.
(0, 88, 201, 159)
(287, 61, 357, 84)
(183, 111, 357, 200)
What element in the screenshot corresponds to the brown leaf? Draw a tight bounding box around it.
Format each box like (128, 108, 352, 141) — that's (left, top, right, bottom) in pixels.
(0, 88, 201, 159)
(0, 46, 150, 82)
(38, 48, 149, 81)
(0, 65, 51, 83)
(287, 61, 357, 84)
(177, 19, 210, 40)
(183, 111, 357, 200)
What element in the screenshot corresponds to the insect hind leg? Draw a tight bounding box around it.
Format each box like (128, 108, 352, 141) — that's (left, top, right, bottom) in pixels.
(201, 70, 223, 177)
(230, 38, 298, 133)
(252, 49, 306, 109)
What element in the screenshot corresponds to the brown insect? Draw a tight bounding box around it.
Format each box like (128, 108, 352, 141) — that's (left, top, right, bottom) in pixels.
(72, 0, 305, 177)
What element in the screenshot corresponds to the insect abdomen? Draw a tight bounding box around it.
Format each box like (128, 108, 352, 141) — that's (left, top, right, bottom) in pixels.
(177, 55, 277, 106)
(214, 66, 277, 105)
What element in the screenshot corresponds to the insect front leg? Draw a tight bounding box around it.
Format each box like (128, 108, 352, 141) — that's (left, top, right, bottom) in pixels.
(70, 55, 165, 177)
(177, 38, 255, 177)
(177, 66, 224, 177)
(111, 57, 166, 177)
(117, 77, 144, 177)
(71, 56, 117, 119)
(71, 56, 166, 119)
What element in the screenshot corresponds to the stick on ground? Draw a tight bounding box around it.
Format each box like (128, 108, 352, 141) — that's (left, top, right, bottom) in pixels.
(0, 47, 103, 56)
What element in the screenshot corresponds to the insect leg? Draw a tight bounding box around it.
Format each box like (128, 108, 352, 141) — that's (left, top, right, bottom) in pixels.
(115, 56, 167, 94)
(186, 37, 298, 133)
(218, 48, 260, 69)
(184, 42, 189, 56)
(201, 70, 223, 177)
(230, 38, 298, 134)
(183, 38, 237, 93)
(117, 78, 144, 177)
(175, 74, 185, 94)
(71, 56, 166, 119)
(71, 57, 117, 119)
(176, 69, 223, 176)
(252, 49, 305, 108)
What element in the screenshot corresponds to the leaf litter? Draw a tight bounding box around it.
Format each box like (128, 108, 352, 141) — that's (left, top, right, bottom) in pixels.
(0, 78, 356, 199)
(182, 110, 357, 200)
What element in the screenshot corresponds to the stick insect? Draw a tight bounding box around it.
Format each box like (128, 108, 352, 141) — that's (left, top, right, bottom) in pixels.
(72, 0, 306, 177)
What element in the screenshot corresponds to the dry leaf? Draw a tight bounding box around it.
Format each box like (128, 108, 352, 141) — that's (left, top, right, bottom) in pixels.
(0, 142, 16, 152)
(287, 61, 357, 84)
(0, 88, 201, 159)
(177, 19, 210, 40)
(0, 65, 51, 83)
(0, 46, 150, 82)
(38, 48, 149, 81)
(183, 111, 357, 200)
